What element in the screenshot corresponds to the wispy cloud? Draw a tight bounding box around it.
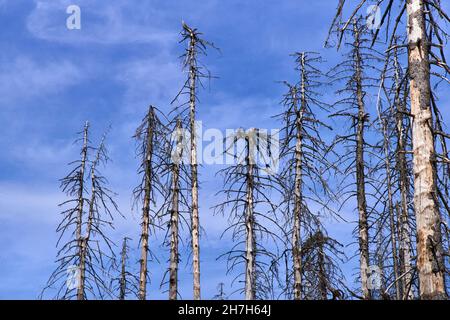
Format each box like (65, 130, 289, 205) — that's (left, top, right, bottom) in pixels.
(115, 55, 183, 114)
(0, 56, 83, 104)
(26, 0, 177, 46)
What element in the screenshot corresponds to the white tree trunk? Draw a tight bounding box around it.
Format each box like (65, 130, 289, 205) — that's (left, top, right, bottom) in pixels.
(407, 0, 446, 300)
(244, 135, 256, 300)
(138, 110, 154, 300)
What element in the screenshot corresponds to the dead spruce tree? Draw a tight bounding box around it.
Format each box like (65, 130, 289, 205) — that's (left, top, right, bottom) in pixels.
(327, 0, 449, 300)
(327, 19, 383, 299)
(214, 128, 281, 300)
(110, 237, 138, 300)
(172, 22, 218, 300)
(42, 123, 119, 300)
(276, 52, 346, 300)
(133, 106, 169, 300)
(212, 283, 228, 300)
(301, 230, 347, 300)
(374, 43, 417, 299)
(159, 118, 192, 300)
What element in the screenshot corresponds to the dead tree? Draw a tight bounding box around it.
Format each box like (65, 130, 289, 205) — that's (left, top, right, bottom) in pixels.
(159, 118, 192, 300)
(133, 106, 168, 300)
(110, 237, 138, 300)
(327, 0, 449, 300)
(327, 19, 383, 299)
(214, 128, 281, 300)
(42, 123, 118, 300)
(375, 42, 417, 299)
(171, 22, 218, 300)
(275, 52, 346, 300)
(301, 230, 348, 300)
(212, 283, 228, 300)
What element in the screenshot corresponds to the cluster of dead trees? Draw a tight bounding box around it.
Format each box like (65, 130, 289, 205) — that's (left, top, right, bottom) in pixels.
(43, 0, 449, 300)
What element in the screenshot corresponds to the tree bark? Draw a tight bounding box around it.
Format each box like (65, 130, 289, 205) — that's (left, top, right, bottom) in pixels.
(119, 238, 127, 300)
(393, 47, 414, 300)
(381, 119, 401, 299)
(76, 121, 89, 301)
(353, 22, 371, 300)
(187, 36, 202, 301)
(245, 134, 256, 300)
(169, 120, 182, 300)
(138, 108, 154, 300)
(407, 0, 446, 300)
(293, 53, 306, 300)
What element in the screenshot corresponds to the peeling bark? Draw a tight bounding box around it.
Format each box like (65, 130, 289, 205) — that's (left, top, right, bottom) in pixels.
(407, 0, 446, 300)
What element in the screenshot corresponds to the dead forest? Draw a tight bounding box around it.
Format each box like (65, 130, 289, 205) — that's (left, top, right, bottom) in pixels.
(41, 1, 450, 300)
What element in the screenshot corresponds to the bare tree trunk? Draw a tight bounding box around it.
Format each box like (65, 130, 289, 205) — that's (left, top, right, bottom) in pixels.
(393, 48, 414, 300)
(407, 0, 446, 300)
(119, 238, 128, 300)
(353, 22, 371, 300)
(138, 109, 154, 300)
(186, 35, 202, 301)
(381, 118, 401, 299)
(169, 120, 182, 300)
(76, 121, 89, 301)
(293, 53, 306, 300)
(245, 135, 256, 300)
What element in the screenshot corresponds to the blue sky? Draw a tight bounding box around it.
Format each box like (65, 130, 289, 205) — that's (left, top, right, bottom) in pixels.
(0, 0, 448, 300)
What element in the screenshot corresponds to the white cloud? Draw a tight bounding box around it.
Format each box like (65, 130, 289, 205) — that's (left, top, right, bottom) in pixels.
(115, 55, 183, 114)
(26, 0, 177, 45)
(0, 56, 83, 104)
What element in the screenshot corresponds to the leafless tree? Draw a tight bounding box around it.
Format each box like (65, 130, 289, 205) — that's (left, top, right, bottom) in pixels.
(301, 230, 348, 300)
(42, 122, 119, 300)
(373, 41, 418, 299)
(133, 106, 169, 300)
(110, 237, 139, 300)
(327, 19, 384, 299)
(214, 128, 281, 300)
(275, 52, 346, 300)
(212, 283, 228, 300)
(171, 22, 218, 300)
(159, 118, 192, 300)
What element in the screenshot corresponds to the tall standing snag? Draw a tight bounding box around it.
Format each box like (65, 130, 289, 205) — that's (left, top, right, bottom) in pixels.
(276, 52, 345, 300)
(159, 118, 192, 300)
(328, 20, 382, 299)
(133, 106, 168, 300)
(172, 22, 218, 300)
(214, 128, 281, 300)
(42, 123, 119, 300)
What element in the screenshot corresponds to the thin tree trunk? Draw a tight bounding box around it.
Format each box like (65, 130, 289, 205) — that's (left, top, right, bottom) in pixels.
(406, 0, 446, 300)
(293, 53, 306, 300)
(381, 119, 401, 299)
(169, 120, 182, 300)
(353, 22, 371, 300)
(138, 108, 154, 300)
(119, 238, 127, 300)
(187, 36, 202, 301)
(76, 121, 89, 301)
(393, 47, 414, 300)
(244, 135, 256, 300)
